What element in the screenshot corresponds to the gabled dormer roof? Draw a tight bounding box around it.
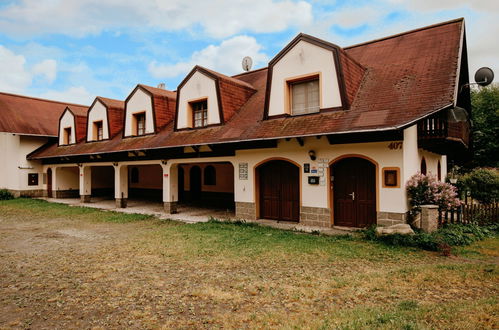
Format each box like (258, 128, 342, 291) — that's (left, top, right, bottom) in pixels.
(124, 84, 177, 134)
(264, 33, 366, 118)
(86, 96, 124, 142)
(175, 65, 256, 130)
(58, 106, 87, 144)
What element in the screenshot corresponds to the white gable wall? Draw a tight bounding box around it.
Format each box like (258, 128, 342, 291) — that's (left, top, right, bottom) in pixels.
(268, 40, 342, 116)
(177, 71, 220, 129)
(124, 88, 154, 136)
(87, 100, 109, 140)
(58, 110, 76, 145)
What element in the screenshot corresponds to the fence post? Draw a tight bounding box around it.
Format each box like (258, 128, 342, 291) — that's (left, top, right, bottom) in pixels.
(420, 205, 439, 233)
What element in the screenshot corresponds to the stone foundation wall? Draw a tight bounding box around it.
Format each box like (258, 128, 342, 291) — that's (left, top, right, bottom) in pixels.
(300, 206, 331, 227)
(377, 212, 407, 227)
(116, 198, 128, 208)
(81, 195, 91, 203)
(55, 190, 79, 198)
(164, 202, 178, 214)
(7, 189, 44, 198)
(235, 202, 256, 220)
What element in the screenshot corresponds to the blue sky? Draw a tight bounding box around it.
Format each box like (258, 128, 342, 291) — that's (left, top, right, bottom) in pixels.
(0, 0, 497, 105)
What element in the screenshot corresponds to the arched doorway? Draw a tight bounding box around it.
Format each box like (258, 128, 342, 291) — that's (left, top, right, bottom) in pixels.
(189, 166, 201, 201)
(331, 157, 376, 227)
(47, 168, 52, 198)
(257, 160, 299, 222)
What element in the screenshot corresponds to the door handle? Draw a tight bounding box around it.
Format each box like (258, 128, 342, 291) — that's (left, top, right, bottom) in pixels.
(348, 192, 355, 201)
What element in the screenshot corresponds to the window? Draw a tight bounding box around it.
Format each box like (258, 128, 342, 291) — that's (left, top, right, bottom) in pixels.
(63, 127, 72, 145)
(192, 100, 208, 128)
(382, 167, 400, 188)
(28, 173, 38, 186)
(130, 167, 139, 183)
(133, 112, 146, 136)
(204, 165, 216, 185)
(290, 78, 320, 115)
(93, 121, 103, 141)
(421, 157, 427, 175)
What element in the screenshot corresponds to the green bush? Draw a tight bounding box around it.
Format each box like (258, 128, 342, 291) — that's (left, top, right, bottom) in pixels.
(363, 224, 497, 251)
(0, 189, 14, 200)
(460, 168, 499, 204)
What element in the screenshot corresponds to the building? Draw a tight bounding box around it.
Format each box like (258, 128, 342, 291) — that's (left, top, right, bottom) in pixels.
(4, 18, 472, 228)
(0, 92, 87, 197)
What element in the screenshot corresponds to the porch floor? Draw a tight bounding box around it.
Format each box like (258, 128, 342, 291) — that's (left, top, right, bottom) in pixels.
(38, 197, 353, 235)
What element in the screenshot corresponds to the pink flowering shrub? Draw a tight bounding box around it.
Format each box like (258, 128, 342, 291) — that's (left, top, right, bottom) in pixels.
(406, 173, 461, 213)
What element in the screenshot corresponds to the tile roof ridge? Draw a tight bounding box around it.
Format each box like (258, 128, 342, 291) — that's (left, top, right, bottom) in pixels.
(344, 17, 464, 50)
(96, 96, 125, 108)
(197, 65, 256, 90)
(0, 90, 88, 108)
(138, 84, 177, 98)
(231, 66, 268, 78)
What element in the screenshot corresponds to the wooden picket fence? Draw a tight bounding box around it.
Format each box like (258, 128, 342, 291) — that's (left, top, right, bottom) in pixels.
(439, 203, 499, 226)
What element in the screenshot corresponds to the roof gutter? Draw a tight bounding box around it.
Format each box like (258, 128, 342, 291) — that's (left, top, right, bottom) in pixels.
(30, 103, 454, 160)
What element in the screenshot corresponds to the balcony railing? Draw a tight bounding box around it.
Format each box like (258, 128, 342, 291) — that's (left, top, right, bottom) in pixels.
(417, 111, 470, 148)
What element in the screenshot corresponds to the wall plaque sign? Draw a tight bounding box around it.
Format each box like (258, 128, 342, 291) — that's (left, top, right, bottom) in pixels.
(239, 163, 248, 180)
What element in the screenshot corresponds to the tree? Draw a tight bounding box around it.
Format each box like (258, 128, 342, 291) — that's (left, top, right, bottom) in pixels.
(470, 83, 499, 167)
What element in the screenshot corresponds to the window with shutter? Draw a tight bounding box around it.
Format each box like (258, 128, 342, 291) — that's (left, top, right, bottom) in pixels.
(291, 78, 320, 115)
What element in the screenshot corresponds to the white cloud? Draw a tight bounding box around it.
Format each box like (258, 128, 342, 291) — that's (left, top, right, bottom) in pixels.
(0, 0, 312, 38)
(0, 45, 58, 93)
(32, 59, 57, 83)
(149, 35, 269, 79)
(39, 86, 93, 105)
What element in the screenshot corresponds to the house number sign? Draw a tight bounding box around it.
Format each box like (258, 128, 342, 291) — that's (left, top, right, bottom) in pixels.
(239, 163, 248, 180)
(388, 141, 403, 150)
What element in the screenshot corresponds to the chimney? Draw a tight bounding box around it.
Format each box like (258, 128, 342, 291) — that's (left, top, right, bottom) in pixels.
(157, 83, 166, 89)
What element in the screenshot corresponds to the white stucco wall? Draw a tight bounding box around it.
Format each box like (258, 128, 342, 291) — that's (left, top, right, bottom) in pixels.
(58, 110, 76, 145)
(177, 71, 220, 129)
(87, 100, 110, 140)
(268, 40, 342, 116)
(234, 137, 405, 213)
(54, 166, 79, 190)
(124, 88, 154, 136)
(0, 133, 47, 193)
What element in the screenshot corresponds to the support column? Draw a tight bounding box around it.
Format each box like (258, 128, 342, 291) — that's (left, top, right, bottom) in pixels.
(79, 166, 91, 203)
(162, 163, 178, 214)
(114, 164, 128, 208)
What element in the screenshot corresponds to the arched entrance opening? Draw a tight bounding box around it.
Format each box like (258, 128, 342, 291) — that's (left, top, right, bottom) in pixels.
(330, 157, 376, 227)
(189, 165, 202, 201)
(256, 159, 300, 222)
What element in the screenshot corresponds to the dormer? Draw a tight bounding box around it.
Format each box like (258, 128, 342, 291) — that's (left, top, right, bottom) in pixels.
(58, 106, 87, 146)
(123, 84, 176, 137)
(264, 34, 365, 119)
(86, 97, 124, 142)
(175, 66, 256, 130)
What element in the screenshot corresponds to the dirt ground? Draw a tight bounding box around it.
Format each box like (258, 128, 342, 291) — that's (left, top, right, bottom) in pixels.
(0, 201, 498, 329)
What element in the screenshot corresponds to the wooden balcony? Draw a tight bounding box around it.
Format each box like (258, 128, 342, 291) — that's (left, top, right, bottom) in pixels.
(417, 111, 470, 155)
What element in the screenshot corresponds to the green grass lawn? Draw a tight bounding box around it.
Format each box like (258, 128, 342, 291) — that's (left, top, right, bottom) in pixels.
(0, 198, 497, 329)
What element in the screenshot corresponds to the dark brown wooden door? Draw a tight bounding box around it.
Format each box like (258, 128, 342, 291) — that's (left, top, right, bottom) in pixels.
(331, 158, 376, 227)
(259, 160, 299, 222)
(47, 168, 52, 198)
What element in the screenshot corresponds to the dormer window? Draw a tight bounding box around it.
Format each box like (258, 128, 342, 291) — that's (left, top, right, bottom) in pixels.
(63, 127, 72, 145)
(93, 121, 103, 141)
(133, 112, 146, 136)
(290, 77, 320, 115)
(191, 99, 208, 128)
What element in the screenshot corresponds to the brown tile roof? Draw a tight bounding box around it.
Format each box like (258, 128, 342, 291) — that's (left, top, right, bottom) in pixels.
(0, 92, 88, 137)
(30, 18, 464, 159)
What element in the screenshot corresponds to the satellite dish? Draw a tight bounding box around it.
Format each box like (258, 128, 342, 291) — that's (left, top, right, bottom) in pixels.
(242, 56, 253, 72)
(474, 67, 494, 87)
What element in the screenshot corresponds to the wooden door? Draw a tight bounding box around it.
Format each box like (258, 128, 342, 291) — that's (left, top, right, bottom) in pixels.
(47, 168, 52, 198)
(189, 166, 201, 201)
(259, 160, 299, 222)
(331, 158, 376, 227)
